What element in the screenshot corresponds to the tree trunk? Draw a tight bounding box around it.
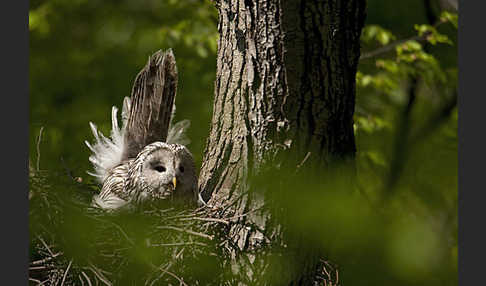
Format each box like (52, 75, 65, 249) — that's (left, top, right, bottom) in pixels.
(199, 0, 366, 283)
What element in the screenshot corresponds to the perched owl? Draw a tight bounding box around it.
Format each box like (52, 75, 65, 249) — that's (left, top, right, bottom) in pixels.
(85, 49, 200, 210)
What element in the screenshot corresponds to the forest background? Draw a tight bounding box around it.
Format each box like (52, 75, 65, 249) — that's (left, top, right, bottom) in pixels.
(29, 0, 458, 285)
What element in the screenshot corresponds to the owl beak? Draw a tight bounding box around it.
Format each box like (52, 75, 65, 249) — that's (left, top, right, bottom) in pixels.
(172, 177, 177, 189)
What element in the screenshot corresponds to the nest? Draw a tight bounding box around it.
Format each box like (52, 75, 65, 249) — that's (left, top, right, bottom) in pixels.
(29, 168, 239, 285)
(29, 167, 339, 285)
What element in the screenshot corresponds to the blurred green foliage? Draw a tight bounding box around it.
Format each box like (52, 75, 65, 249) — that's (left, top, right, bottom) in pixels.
(29, 0, 218, 175)
(349, 2, 457, 284)
(29, 0, 457, 285)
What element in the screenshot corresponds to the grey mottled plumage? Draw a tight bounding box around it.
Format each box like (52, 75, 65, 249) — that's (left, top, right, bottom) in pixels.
(92, 141, 198, 210)
(85, 49, 200, 210)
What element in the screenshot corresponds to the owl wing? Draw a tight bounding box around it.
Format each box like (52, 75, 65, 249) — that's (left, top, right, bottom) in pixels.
(86, 50, 184, 183)
(122, 49, 178, 160)
(92, 192, 128, 210)
(92, 161, 131, 210)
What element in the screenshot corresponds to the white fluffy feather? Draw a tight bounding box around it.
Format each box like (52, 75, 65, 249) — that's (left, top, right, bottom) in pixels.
(92, 193, 129, 210)
(166, 104, 191, 145)
(85, 97, 130, 183)
(86, 97, 191, 183)
(167, 120, 191, 145)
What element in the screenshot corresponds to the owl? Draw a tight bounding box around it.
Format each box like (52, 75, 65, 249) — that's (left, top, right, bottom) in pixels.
(85, 50, 200, 210)
(86, 98, 198, 210)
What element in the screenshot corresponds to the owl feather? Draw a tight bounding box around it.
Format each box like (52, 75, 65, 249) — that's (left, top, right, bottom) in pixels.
(86, 49, 199, 210)
(85, 99, 190, 184)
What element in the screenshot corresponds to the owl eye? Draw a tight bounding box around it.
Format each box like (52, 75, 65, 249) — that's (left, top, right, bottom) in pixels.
(154, 166, 166, 173)
(179, 166, 185, 173)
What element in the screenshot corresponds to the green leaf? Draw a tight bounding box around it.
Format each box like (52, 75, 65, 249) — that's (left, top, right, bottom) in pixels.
(414, 24, 452, 45)
(376, 60, 399, 74)
(362, 25, 396, 45)
(29, 4, 51, 36)
(440, 11, 458, 28)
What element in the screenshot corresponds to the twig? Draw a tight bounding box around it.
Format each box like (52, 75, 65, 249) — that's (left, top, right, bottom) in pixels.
(162, 212, 197, 221)
(60, 259, 73, 286)
(30, 252, 63, 265)
(335, 268, 339, 285)
(148, 241, 207, 247)
(320, 260, 339, 286)
(78, 274, 85, 286)
(36, 126, 44, 171)
(360, 20, 447, 61)
(29, 278, 48, 285)
(175, 247, 185, 259)
(29, 278, 42, 284)
(157, 226, 214, 240)
(360, 34, 426, 61)
(296, 152, 311, 170)
(29, 266, 49, 271)
(87, 265, 112, 286)
(157, 267, 188, 286)
(37, 235, 55, 257)
(180, 216, 230, 225)
(93, 265, 112, 276)
(81, 271, 93, 286)
(149, 261, 174, 286)
(226, 206, 264, 221)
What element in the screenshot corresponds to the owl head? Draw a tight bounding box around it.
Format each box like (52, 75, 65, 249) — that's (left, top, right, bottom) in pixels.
(126, 142, 198, 205)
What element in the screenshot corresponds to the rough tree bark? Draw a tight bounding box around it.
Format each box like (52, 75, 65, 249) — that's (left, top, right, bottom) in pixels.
(198, 0, 366, 284)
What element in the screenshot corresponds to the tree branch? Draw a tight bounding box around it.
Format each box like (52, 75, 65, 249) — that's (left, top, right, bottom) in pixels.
(360, 20, 447, 61)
